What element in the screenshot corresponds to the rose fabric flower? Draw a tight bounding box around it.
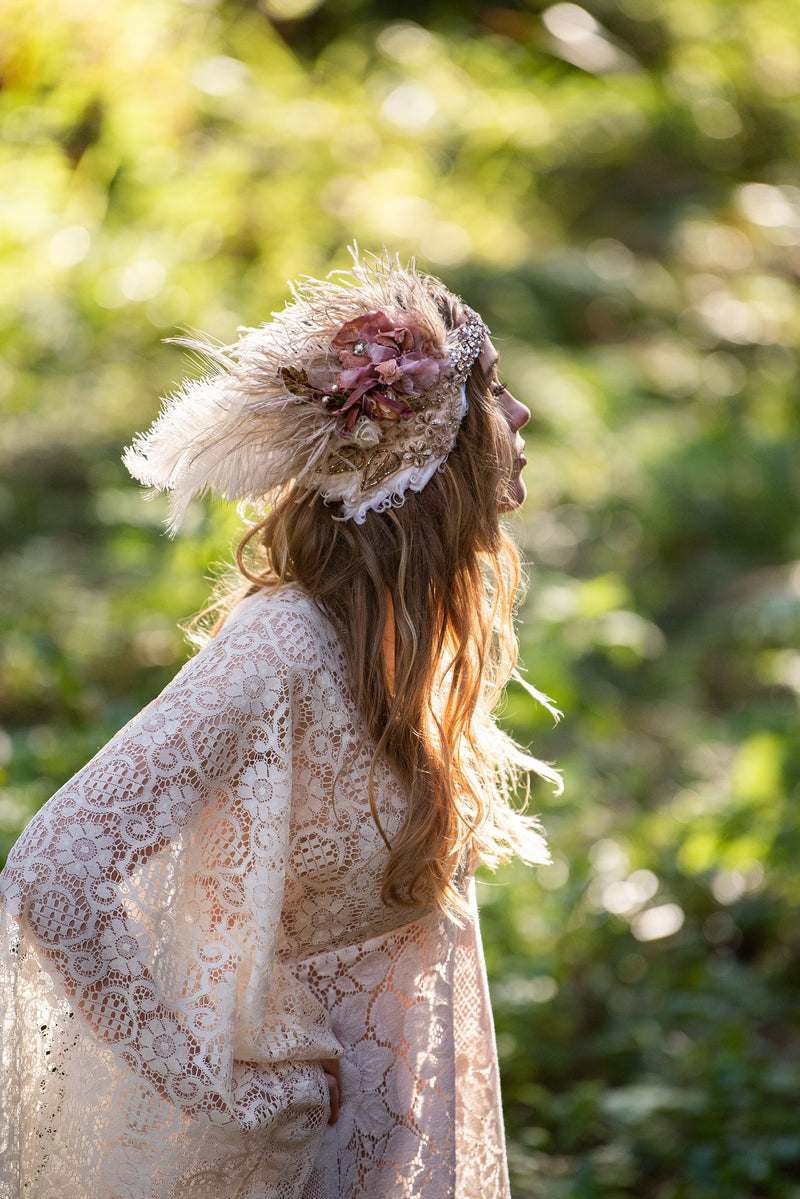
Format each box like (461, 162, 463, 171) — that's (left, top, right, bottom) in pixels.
(282, 310, 452, 441)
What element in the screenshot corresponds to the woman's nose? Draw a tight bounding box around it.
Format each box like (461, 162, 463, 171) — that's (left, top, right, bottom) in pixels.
(507, 394, 531, 433)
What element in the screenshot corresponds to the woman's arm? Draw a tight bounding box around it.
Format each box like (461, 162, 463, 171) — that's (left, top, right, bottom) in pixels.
(2, 603, 338, 1127)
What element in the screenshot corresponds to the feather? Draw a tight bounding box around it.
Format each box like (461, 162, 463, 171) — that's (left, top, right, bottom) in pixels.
(123, 248, 484, 532)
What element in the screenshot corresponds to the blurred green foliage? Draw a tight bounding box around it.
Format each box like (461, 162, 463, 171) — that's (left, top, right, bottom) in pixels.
(2, 0, 800, 1194)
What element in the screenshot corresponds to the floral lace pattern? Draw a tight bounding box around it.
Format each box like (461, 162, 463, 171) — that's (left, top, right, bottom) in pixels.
(0, 589, 511, 1198)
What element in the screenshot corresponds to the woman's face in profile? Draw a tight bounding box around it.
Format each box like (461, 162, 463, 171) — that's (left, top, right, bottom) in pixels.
(478, 338, 531, 511)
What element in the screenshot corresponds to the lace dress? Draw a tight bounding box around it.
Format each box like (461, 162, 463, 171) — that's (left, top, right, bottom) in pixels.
(0, 588, 512, 1199)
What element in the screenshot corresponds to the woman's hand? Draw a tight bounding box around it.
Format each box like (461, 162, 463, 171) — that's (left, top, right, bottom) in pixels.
(320, 1058, 342, 1125)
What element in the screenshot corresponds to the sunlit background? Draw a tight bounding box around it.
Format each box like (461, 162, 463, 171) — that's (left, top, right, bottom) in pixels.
(2, 1, 800, 1195)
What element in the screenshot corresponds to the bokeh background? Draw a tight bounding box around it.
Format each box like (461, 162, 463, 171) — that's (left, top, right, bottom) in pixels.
(2, 0, 800, 1194)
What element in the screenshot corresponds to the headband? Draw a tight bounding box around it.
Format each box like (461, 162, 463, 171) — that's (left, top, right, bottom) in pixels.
(123, 251, 488, 531)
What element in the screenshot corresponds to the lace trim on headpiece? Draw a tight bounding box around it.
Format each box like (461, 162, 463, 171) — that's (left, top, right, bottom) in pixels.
(123, 251, 488, 531)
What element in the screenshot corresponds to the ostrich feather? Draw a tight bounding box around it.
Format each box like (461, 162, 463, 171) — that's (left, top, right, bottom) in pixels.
(123, 248, 483, 532)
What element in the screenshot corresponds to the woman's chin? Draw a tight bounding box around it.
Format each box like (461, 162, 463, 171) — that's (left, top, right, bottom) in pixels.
(500, 477, 526, 513)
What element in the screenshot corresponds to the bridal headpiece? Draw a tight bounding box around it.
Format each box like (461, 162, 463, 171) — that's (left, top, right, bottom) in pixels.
(123, 249, 487, 531)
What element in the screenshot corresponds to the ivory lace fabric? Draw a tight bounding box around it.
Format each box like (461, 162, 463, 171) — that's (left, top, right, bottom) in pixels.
(0, 589, 511, 1199)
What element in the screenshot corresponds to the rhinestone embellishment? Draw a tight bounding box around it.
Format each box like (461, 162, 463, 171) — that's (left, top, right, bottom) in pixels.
(449, 307, 486, 384)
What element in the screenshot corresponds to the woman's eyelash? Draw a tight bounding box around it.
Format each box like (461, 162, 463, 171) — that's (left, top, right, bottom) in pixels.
(491, 381, 506, 396)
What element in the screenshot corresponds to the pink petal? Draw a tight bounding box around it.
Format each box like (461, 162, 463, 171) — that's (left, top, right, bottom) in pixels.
(331, 311, 393, 350)
(337, 365, 376, 391)
(344, 373, 382, 405)
(375, 360, 402, 383)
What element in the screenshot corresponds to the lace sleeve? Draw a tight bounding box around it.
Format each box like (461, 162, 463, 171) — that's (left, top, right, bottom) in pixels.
(0, 597, 340, 1195)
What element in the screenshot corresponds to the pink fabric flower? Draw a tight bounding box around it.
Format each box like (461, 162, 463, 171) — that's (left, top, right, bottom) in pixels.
(322, 310, 451, 439)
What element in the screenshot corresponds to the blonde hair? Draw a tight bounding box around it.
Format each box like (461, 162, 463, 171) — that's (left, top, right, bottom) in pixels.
(196, 283, 557, 916)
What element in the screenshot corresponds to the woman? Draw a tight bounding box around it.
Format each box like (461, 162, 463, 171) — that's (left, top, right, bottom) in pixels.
(0, 251, 557, 1198)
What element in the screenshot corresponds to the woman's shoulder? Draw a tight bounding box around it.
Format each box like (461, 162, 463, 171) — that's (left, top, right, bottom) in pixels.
(216, 585, 341, 672)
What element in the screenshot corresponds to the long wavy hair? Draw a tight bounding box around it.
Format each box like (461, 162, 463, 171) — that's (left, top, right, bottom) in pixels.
(197, 285, 558, 916)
